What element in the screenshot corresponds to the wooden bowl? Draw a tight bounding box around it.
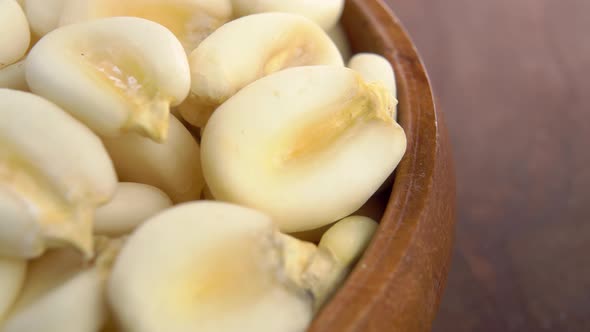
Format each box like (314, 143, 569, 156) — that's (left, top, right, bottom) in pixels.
(309, 1, 456, 331)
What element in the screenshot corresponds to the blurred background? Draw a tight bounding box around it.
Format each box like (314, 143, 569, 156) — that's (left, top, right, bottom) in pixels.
(384, 0, 590, 331)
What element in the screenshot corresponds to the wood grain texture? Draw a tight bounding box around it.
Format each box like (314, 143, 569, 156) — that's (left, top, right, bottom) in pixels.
(383, 0, 590, 331)
(310, 1, 456, 331)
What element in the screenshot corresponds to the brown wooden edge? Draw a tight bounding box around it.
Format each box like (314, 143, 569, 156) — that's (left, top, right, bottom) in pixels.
(308, 1, 456, 331)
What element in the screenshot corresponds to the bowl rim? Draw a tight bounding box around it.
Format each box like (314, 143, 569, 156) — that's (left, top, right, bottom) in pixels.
(309, 0, 456, 331)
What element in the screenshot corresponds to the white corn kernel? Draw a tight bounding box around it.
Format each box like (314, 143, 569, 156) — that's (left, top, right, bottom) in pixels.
(0, 89, 117, 259)
(319, 215, 378, 267)
(108, 202, 377, 332)
(348, 53, 398, 120)
(60, 0, 233, 53)
(1, 237, 124, 332)
(107, 203, 321, 332)
(0, 0, 30, 69)
(94, 183, 172, 237)
(24, 0, 67, 36)
(109, 202, 313, 332)
(26, 17, 191, 142)
(303, 215, 378, 309)
(231, 0, 344, 30)
(102, 115, 205, 203)
(180, 13, 343, 128)
(201, 66, 406, 232)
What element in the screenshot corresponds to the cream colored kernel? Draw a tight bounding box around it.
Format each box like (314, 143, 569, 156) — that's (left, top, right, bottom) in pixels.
(0, 142, 93, 258)
(0, 0, 30, 69)
(60, 0, 233, 53)
(102, 115, 205, 203)
(1, 237, 124, 332)
(231, 0, 344, 30)
(348, 53, 398, 120)
(108, 202, 313, 332)
(93, 183, 172, 237)
(26, 17, 190, 141)
(201, 66, 406, 232)
(319, 215, 378, 266)
(24, 0, 67, 36)
(107, 202, 375, 331)
(0, 89, 117, 259)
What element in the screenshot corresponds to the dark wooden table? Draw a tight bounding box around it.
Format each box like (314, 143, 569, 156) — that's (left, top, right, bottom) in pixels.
(384, 0, 590, 331)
